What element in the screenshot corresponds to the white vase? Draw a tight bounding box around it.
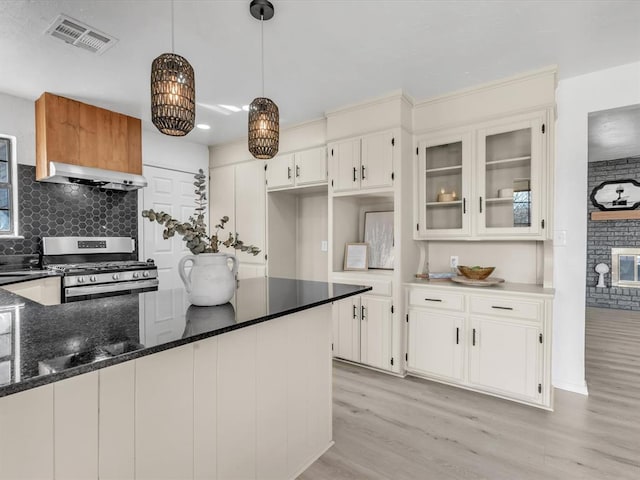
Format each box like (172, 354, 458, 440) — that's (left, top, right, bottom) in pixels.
(178, 253, 239, 306)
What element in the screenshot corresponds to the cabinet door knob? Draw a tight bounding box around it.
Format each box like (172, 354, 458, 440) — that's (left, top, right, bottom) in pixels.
(353, 167, 357, 182)
(352, 304, 357, 319)
(463, 197, 466, 214)
(361, 164, 366, 180)
(296, 165, 300, 178)
(472, 328, 476, 346)
(456, 327, 459, 345)
(287, 167, 291, 179)
(479, 196, 483, 213)
(361, 305, 366, 320)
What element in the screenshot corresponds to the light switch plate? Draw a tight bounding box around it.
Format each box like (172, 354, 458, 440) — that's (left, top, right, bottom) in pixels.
(554, 230, 567, 246)
(321, 240, 328, 252)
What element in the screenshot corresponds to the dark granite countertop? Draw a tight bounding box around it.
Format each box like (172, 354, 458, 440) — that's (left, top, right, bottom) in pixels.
(0, 277, 370, 398)
(0, 270, 62, 286)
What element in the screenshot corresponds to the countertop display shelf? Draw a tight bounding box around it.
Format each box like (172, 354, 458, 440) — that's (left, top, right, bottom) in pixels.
(425, 200, 462, 207)
(425, 165, 462, 174)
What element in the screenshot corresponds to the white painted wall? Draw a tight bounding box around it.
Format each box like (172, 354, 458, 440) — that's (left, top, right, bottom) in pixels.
(0, 92, 36, 166)
(142, 129, 209, 173)
(553, 61, 640, 395)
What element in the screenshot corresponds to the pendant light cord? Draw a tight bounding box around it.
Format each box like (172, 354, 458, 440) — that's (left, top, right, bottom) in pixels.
(171, 0, 175, 53)
(261, 12, 265, 96)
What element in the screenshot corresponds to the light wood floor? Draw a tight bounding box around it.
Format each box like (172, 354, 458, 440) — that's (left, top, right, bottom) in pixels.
(300, 307, 640, 479)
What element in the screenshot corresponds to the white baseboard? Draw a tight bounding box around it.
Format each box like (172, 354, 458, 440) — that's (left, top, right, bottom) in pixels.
(553, 378, 589, 395)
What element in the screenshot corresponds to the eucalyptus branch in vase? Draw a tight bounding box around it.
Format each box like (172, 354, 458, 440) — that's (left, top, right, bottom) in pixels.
(141, 169, 261, 256)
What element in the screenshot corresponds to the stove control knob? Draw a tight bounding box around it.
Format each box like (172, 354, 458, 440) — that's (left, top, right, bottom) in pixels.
(90, 276, 97, 283)
(143, 271, 150, 278)
(133, 272, 140, 279)
(78, 276, 85, 284)
(112, 273, 120, 280)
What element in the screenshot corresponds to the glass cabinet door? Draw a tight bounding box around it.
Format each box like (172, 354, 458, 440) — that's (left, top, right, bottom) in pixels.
(477, 113, 544, 236)
(417, 131, 471, 237)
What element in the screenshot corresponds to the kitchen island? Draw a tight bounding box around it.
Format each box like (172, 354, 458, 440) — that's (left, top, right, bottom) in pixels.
(0, 277, 370, 480)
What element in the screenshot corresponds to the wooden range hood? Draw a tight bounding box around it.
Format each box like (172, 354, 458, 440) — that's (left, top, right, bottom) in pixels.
(35, 92, 145, 190)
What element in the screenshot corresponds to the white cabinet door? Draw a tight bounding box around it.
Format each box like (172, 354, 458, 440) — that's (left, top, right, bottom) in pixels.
(476, 111, 545, 238)
(235, 160, 266, 265)
(332, 297, 360, 362)
(193, 336, 218, 480)
(360, 295, 392, 370)
(210, 164, 236, 255)
(295, 146, 327, 186)
(360, 131, 394, 190)
(416, 130, 473, 239)
(266, 153, 295, 190)
(469, 316, 541, 402)
(407, 309, 464, 382)
(329, 138, 361, 192)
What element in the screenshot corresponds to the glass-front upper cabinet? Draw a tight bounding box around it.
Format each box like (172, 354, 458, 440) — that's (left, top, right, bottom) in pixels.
(415, 131, 472, 238)
(476, 112, 545, 237)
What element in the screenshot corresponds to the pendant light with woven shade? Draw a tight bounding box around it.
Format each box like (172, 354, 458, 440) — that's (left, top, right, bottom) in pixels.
(248, 0, 279, 159)
(151, 0, 195, 136)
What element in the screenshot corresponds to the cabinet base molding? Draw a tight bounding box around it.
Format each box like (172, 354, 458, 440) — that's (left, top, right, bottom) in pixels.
(333, 357, 406, 379)
(406, 370, 554, 411)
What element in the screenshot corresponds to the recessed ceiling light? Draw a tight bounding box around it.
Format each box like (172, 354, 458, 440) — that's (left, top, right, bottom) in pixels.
(196, 123, 211, 130)
(219, 104, 241, 113)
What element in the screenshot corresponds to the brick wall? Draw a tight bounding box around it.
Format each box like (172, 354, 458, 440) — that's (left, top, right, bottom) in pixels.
(586, 157, 640, 310)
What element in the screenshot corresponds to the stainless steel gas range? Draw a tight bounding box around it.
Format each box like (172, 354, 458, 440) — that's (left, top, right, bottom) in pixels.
(42, 237, 158, 302)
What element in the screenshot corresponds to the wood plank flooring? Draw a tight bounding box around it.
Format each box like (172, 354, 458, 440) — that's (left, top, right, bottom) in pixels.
(300, 307, 640, 479)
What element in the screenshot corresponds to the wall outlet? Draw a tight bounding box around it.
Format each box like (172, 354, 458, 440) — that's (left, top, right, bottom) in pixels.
(450, 256, 459, 269)
(321, 240, 328, 252)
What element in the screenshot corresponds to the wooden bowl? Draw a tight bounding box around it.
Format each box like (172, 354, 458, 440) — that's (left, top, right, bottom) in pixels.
(457, 265, 495, 280)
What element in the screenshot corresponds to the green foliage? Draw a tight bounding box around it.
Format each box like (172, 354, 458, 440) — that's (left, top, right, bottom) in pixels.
(141, 169, 261, 256)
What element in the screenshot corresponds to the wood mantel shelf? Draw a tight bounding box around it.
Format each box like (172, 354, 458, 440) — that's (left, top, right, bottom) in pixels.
(591, 210, 640, 221)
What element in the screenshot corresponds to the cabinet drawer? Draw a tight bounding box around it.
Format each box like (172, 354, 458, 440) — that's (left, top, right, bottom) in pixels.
(408, 289, 464, 312)
(470, 295, 542, 321)
(333, 277, 391, 296)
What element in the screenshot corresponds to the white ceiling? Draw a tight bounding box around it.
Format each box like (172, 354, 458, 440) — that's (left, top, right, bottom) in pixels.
(588, 104, 640, 162)
(1, 0, 639, 146)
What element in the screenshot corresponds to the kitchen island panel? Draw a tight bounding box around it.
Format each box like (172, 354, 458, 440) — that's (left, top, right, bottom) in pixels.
(0, 385, 54, 480)
(193, 336, 218, 480)
(256, 314, 289, 479)
(54, 372, 99, 479)
(135, 344, 194, 480)
(99, 361, 135, 480)
(217, 326, 257, 480)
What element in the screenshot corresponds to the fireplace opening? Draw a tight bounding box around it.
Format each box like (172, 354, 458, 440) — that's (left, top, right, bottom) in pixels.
(611, 248, 640, 287)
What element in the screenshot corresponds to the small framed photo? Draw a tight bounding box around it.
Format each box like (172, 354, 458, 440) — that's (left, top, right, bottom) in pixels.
(344, 243, 369, 271)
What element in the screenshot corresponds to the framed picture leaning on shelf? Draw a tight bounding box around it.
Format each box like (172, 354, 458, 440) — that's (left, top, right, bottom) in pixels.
(364, 210, 394, 269)
(344, 243, 369, 271)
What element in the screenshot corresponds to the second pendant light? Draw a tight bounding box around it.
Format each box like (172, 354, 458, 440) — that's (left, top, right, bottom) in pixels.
(248, 0, 279, 160)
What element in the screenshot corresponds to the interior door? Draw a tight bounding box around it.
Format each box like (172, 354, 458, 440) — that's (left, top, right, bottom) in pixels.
(142, 165, 203, 291)
(360, 295, 392, 370)
(360, 131, 394, 190)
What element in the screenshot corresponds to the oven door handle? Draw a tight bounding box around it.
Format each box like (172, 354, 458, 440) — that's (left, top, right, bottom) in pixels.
(65, 279, 159, 297)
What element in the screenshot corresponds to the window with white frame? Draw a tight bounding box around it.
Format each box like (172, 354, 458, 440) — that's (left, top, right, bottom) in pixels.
(0, 135, 18, 237)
